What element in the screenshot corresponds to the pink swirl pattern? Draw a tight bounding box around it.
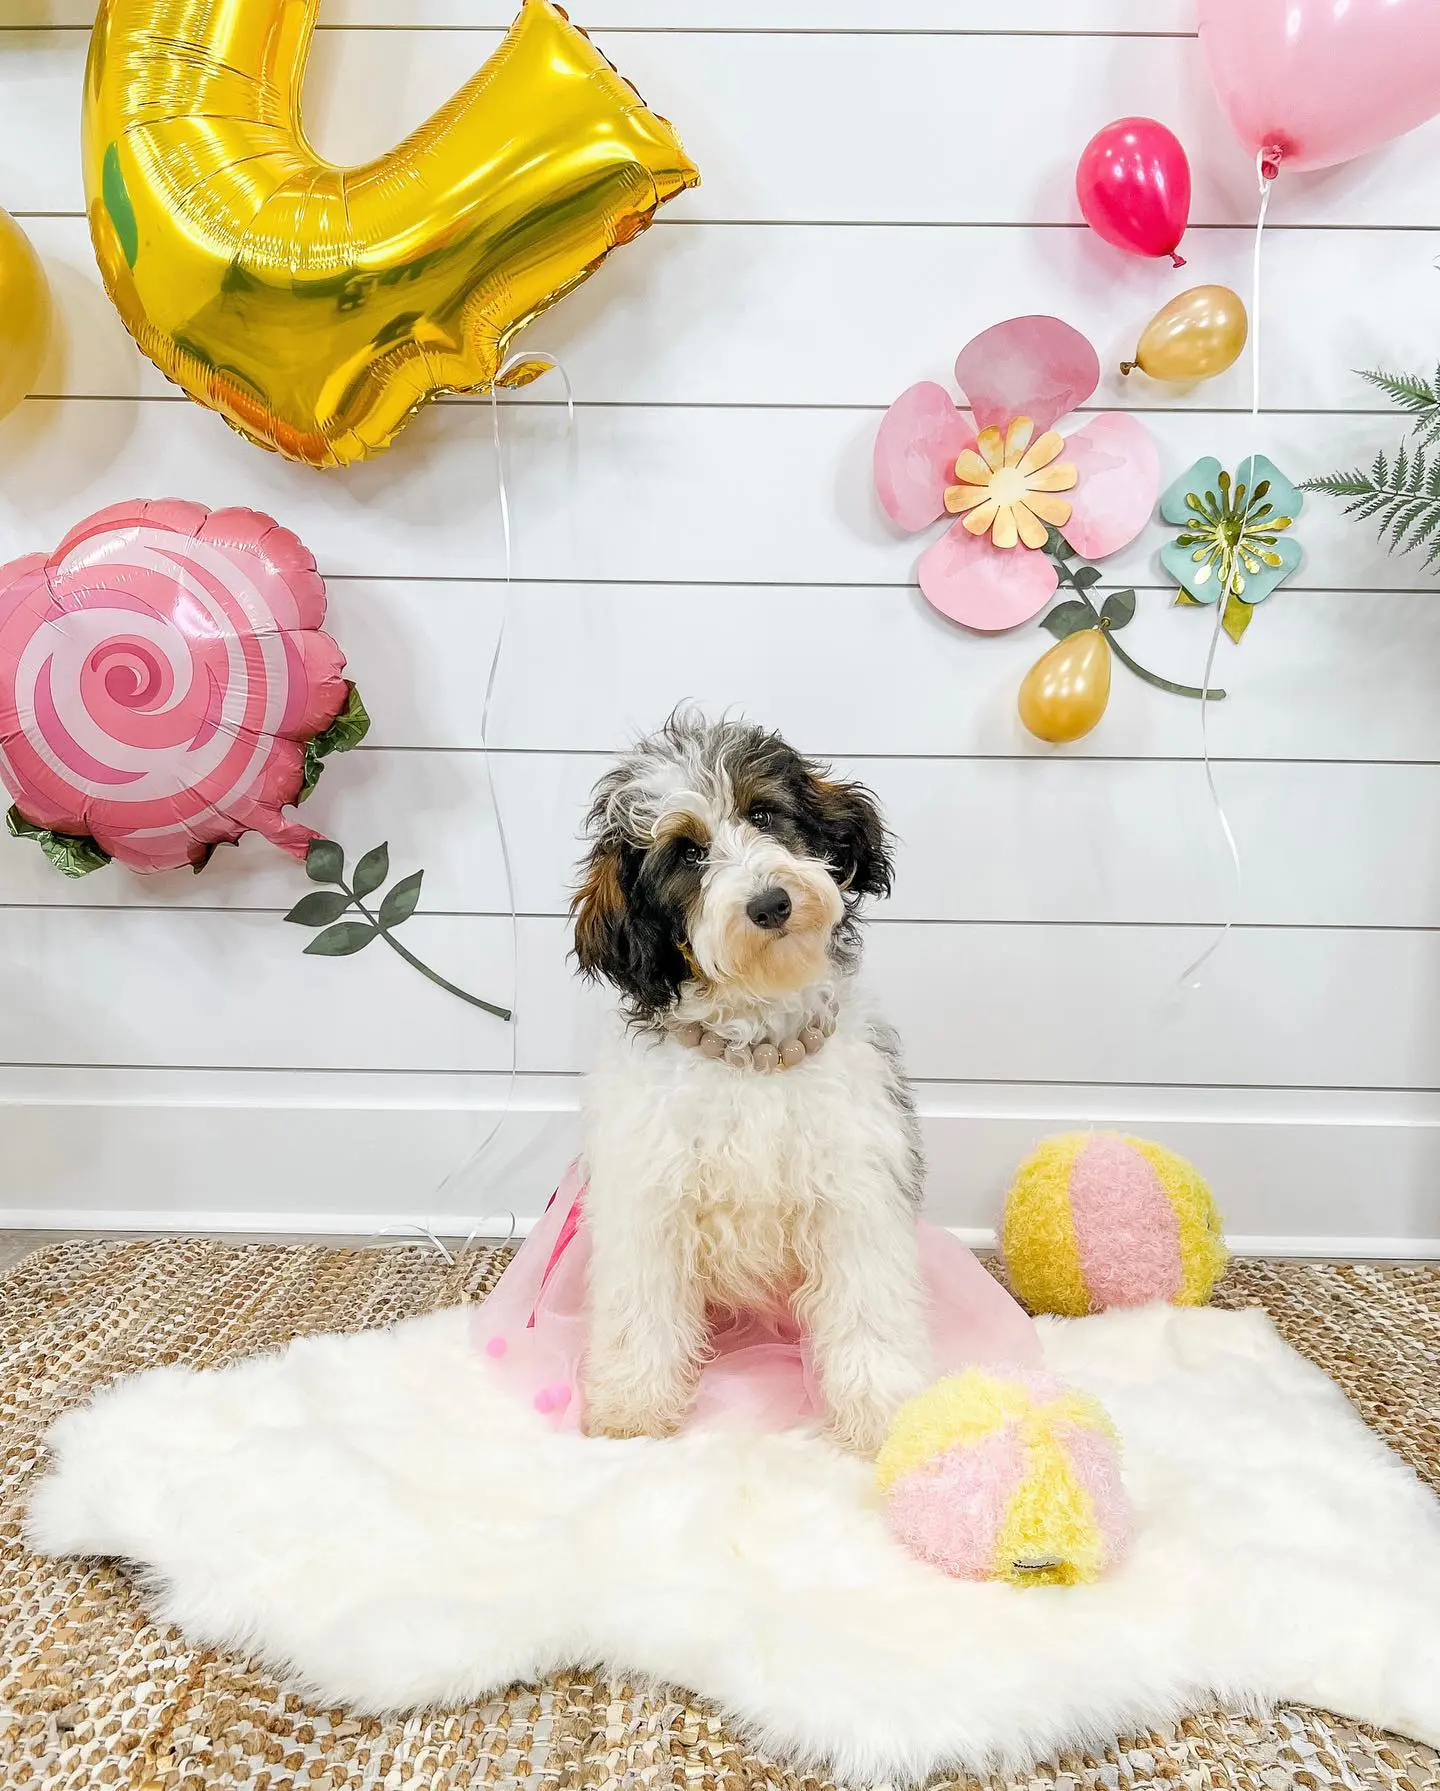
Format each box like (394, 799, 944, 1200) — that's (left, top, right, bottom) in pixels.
(0, 500, 349, 872)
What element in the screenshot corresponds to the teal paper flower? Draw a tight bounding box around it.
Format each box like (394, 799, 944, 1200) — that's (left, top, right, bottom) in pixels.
(1159, 455, 1303, 642)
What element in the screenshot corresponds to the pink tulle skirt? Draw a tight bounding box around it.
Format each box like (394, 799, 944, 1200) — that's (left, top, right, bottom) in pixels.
(469, 1161, 1041, 1434)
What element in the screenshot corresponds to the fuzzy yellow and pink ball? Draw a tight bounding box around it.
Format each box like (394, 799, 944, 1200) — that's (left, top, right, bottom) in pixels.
(1002, 1132, 1227, 1318)
(876, 1369, 1131, 1585)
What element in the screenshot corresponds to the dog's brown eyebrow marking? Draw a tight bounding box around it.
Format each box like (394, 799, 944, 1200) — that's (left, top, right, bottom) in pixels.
(730, 773, 790, 816)
(651, 811, 711, 848)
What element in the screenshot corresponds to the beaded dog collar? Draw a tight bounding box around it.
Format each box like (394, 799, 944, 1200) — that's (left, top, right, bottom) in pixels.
(669, 996, 839, 1073)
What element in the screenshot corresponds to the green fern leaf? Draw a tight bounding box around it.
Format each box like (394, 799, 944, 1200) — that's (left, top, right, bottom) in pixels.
(1305, 436, 1440, 564)
(1358, 366, 1440, 413)
(1408, 502, 1440, 557)
(1301, 469, 1374, 498)
(1391, 497, 1432, 549)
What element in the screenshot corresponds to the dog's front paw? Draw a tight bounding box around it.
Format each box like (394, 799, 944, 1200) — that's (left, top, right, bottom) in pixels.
(824, 1392, 902, 1458)
(583, 1370, 690, 1441)
(583, 1403, 680, 1442)
(820, 1349, 928, 1458)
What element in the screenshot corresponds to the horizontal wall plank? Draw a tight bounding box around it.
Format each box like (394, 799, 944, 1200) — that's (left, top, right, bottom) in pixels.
(24, 214, 1437, 416)
(4, 909, 1440, 1088)
(1, 1076, 1437, 1245)
(4, 752, 1440, 932)
(7, 30, 1440, 226)
(13, 4, 1198, 31)
(0, 571, 1431, 769)
(336, 583, 1440, 765)
(0, 401, 1420, 592)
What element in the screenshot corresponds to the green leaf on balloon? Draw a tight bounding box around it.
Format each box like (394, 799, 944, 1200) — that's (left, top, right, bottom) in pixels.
(304, 919, 379, 957)
(284, 889, 354, 928)
(1039, 599, 1096, 641)
(352, 841, 389, 900)
(306, 837, 345, 884)
(1100, 589, 1137, 630)
(102, 142, 140, 270)
(379, 869, 424, 929)
(299, 683, 371, 802)
(6, 807, 112, 878)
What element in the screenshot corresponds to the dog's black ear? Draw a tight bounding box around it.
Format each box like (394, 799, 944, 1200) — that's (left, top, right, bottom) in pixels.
(809, 775, 894, 900)
(571, 833, 689, 1014)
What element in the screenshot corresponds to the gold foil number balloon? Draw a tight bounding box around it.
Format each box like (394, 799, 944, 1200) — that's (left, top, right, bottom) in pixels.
(0, 207, 51, 423)
(1120, 286, 1248, 384)
(1018, 628, 1113, 743)
(82, 0, 699, 468)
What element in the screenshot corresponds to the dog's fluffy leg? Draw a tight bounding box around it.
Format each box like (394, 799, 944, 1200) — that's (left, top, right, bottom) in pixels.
(798, 1195, 930, 1457)
(582, 1178, 705, 1440)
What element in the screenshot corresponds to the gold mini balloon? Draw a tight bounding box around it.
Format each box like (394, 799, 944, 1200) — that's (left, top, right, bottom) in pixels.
(1120, 285, 1248, 384)
(82, 0, 699, 468)
(0, 207, 51, 424)
(1018, 628, 1112, 743)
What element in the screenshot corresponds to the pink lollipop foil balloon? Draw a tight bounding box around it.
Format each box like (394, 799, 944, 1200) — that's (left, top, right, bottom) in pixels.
(0, 500, 350, 872)
(1076, 118, 1191, 267)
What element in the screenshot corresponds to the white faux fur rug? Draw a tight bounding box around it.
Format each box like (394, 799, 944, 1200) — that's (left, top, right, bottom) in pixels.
(26, 1300, 1440, 1785)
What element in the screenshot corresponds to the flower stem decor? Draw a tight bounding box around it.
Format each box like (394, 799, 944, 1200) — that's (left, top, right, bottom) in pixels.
(1039, 532, 1226, 701)
(1018, 535, 1226, 743)
(0, 500, 510, 1021)
(1303, 366, 1440, 571)
(1159, 455, 1303, 643)
(286, 840, 511, 1021)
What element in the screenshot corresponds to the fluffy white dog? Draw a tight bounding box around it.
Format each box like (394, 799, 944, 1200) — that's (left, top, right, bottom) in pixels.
(571, 711, 931, 1452)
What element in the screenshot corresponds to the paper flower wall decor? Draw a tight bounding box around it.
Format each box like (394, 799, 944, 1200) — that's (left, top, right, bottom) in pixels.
(874, 315, 1159, 632)
(1160, 455, 1303, 643)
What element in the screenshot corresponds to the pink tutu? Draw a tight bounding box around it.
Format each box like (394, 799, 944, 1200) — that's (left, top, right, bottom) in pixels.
(470, 1161, 1041, 1434)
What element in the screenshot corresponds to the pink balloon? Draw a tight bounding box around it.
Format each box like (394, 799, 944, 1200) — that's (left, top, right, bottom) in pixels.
(1198, 0, 1440, 175)
(1075, 118, 1191, 266)
(0, 500, 351, 873)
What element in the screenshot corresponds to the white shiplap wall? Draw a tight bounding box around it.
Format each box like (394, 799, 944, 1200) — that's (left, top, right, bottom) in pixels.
(2, 2, 1440, 1251)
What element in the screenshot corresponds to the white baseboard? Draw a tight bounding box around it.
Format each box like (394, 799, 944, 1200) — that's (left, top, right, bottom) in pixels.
(2, 1081, 1439, 1253)
(2, 1209, 1436, 1262)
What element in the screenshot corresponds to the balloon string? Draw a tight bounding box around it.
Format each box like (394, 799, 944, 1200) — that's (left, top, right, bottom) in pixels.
(1178, 155, 1271, 991)
(1250, 148, 1275, 419)
(1177, 591, 1243, 988)
(426, 356, 576, 1242)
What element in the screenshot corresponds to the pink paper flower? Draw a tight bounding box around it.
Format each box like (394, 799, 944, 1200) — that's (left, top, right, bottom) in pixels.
(874, 316, 1160, 632)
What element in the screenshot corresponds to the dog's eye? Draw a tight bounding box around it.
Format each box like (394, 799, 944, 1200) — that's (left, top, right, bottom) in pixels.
(748, 806, 772, 830)
(681, 840, 704, 866)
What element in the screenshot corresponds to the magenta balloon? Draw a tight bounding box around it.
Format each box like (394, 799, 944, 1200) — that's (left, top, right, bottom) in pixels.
(1075, 118, 1191, 266)
(1198, 0, 1440, 175)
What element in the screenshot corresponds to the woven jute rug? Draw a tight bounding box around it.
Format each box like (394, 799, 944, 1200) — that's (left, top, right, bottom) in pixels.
(1, 1241, 1437, 1791)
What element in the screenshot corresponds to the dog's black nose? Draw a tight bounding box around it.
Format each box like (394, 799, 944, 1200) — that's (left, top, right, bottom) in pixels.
(746, 886, 792, 930)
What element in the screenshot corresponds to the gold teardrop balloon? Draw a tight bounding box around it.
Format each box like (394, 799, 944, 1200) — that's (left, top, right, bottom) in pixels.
(82, 0, 699, 467)
(1018, 628, 1112, 743)
(1120, 285, 1248, 384)
(0, 207, 51, 423)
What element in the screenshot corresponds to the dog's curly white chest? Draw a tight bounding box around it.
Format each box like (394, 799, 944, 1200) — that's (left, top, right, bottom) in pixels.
(584, 1002, 919, 1323)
